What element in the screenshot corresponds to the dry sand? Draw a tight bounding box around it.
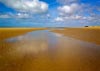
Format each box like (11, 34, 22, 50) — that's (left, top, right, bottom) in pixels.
(0, 28, 46, 40)
(52, 27, 100, 45)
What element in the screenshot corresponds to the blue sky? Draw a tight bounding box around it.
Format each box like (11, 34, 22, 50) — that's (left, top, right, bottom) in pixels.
(0, 0, 100, 12)
(0, 0, 100, 27)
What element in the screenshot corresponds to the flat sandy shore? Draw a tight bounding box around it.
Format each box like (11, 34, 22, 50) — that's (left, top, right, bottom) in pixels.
(0, 27, 100, 44)
(0, 28, 46, 40)
(52, 27, 100, 45)
(0, 27, 100, 71)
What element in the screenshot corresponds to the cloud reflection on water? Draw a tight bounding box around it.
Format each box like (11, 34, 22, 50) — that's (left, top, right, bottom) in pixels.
(0, 30, 100, 71)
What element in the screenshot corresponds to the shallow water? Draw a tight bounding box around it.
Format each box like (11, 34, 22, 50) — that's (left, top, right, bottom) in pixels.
(0, 30, 100, 71)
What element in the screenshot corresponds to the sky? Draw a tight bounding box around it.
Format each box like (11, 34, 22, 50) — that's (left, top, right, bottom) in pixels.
(0, 0, 100, 27)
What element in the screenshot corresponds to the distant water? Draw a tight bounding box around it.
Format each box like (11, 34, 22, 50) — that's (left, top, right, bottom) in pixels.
(0, 18, 100, 27)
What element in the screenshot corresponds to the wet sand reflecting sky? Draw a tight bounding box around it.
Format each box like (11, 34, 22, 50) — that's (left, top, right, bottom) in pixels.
(0, 30, 100, 71)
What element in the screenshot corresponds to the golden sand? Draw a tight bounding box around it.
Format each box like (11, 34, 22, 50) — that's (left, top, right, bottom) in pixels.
(0, 27, 100, 71)
(52, 27, 100, 45)
(0, 32, 100, 71)
(0, 28, 46, 40)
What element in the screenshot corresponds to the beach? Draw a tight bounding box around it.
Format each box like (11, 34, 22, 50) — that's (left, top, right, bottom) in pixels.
(0, 27, 100, 71)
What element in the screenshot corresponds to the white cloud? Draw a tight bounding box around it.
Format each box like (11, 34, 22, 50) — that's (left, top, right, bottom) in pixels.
(54, 17, 64, 22)
(55, 3, 86, 22)
(54, 15, 94, 22)
(58, 3, 80, 15)
(0, 0, 48, 14)
(58, 6, 72, 14)
(15, 13, 30, 18)
(0, 13, 30, 18)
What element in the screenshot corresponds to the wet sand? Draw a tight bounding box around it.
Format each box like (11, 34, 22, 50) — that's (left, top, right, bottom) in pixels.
(0, 29, 100, 71)
(0, 28, 46, 40)
(52, 27, 100, 45)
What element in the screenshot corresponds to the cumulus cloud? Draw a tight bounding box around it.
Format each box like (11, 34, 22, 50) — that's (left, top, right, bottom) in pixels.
(58, 3, 80, 16)
(0, 0, 48, 14)
(56, 0, 99, 23)
(0, 0, 99, 26)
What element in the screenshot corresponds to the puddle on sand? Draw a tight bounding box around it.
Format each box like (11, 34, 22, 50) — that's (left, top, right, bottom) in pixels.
(0, 30, 100, 71)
